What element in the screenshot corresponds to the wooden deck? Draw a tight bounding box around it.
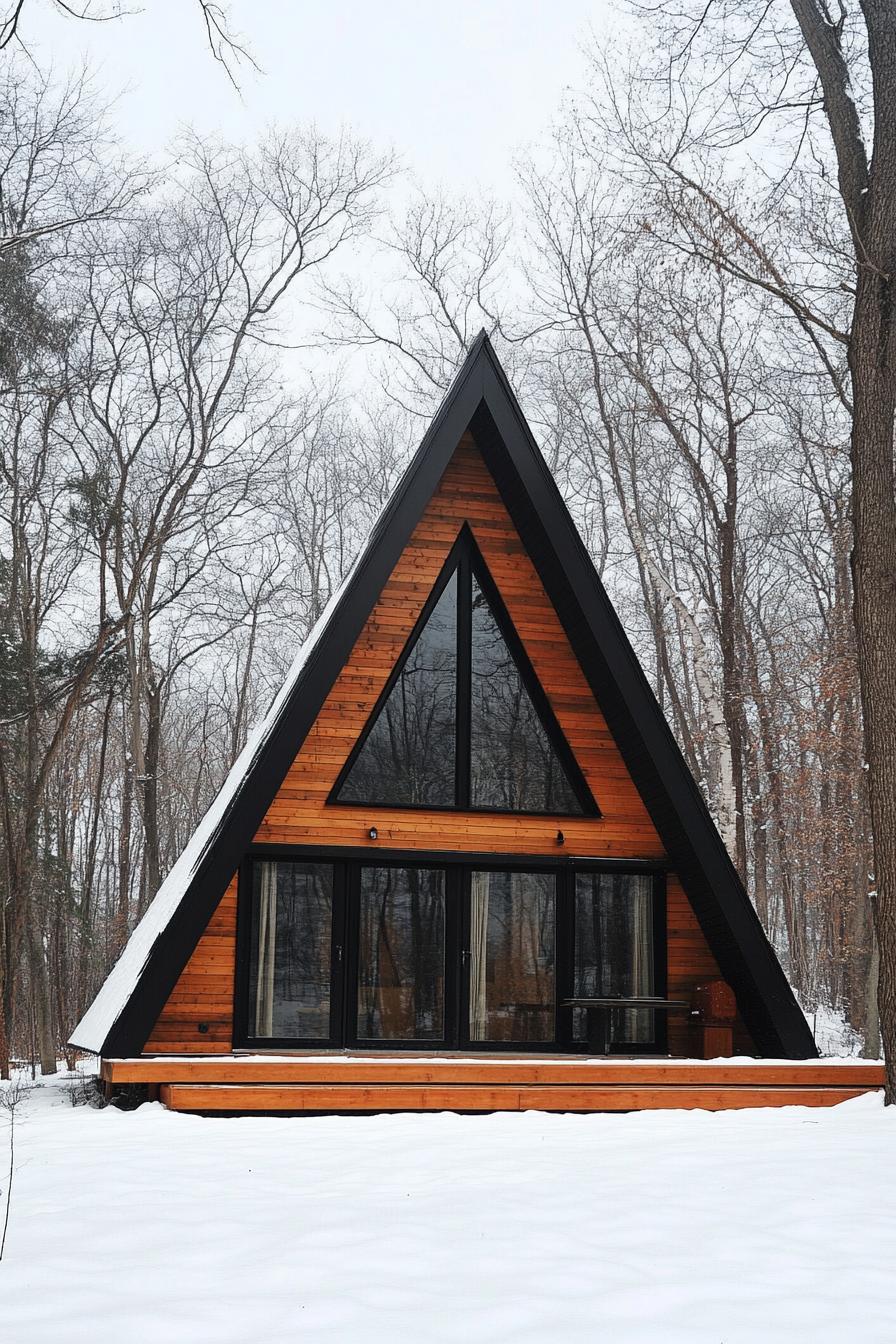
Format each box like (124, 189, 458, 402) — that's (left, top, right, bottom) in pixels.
(102, 1056, 886, 1114)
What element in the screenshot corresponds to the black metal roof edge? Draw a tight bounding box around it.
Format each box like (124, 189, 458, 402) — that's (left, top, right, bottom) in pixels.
(97, 337, 491, 1056)
(468, 339, 815, 1057)
(93, 329, 816, 1059)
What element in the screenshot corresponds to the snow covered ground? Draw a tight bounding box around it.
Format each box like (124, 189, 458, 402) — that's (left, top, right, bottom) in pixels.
(801, 1000, 866, 1056)
(2, 1074, 894, 1343)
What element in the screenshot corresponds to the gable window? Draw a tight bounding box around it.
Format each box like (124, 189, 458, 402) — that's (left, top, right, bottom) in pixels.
(336, 571, 458, 807)
(331, 530, 597, 816)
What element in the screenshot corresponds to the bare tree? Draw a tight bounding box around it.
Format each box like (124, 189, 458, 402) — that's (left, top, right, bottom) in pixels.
(586, 0, 895, 1093)
(322, 189, 516, 414)
(0, 60, 144, 253)
(0, 2, 256, 89)
(0, 67, 147, 1074)
(0, 1073, 30, 1260)
(0, 63, 394, 1070)
(65, 127, 392, 911)
(508, 99, 882, 1041)
(521, 143, 757, 867)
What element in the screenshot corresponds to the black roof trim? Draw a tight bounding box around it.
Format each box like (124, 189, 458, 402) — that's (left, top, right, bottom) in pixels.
(91, 331, 816, 1059)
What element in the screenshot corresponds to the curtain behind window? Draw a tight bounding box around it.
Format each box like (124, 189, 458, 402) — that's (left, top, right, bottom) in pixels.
(254, 861, 278, 1037)
(469, 870, 490, 1040)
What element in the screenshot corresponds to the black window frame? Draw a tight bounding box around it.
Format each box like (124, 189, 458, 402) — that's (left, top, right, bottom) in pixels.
(348, 859, 459, 1049)
(234, 846, 666, 1054)
(235, 855, 348, 1051)
(327, 526, 600, 818)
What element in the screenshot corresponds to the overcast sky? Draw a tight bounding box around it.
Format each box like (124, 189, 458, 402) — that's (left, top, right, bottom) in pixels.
(25, 0, 613, 193)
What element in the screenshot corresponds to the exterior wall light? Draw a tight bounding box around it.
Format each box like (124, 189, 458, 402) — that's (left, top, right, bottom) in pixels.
(368, 826, 378, 841)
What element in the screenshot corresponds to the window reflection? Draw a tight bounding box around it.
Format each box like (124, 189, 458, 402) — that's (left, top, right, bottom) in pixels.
(336, 550, 590, 816)
(470, 576, 582, 813)
(357, 866, 446, 1040)
(249, 861, 333, 1039)
(469, 870, 555, 1042)
(574, 872, 655, 1045)
(337, 573, 457, 806)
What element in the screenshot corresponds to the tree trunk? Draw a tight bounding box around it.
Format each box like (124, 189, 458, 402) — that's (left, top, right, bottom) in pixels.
(29, 924, 56, 1076)
(848, 322, 896, 1100)
(866, 936, 881, 1060)
(791, 0, 896, 1103)
(139, 682, 162, 911)
(115, 706, 134, 958)
(0, 991, 9, 1081)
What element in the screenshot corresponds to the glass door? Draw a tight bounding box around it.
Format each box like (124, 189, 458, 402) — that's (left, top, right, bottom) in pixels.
(245, 859, 342, 1046)
(239, 855, 662, 1053)
(572, 870, 658, 1049)
(464, 869, 557, 1046)
(349, 864, 454, 1046)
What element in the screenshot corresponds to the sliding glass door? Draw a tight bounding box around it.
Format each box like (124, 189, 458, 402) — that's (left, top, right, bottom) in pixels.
(572, 871, 656, 1047)
(246, 859, 340, 1045)
(355, 866, 448, 1043)
(238, 855, 663, 1052)
(466, 870, 556, 1044)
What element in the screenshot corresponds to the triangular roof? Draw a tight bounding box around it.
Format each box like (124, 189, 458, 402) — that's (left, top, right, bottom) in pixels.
(72, 332, 816, 1059)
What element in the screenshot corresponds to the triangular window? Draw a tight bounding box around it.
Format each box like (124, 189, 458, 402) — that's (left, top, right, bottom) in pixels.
(332, 531, 597, 815)
(470, 574, 584, 812)
(335, 570, 458, 807)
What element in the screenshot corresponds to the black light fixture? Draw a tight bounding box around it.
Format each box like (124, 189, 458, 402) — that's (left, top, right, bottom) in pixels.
(368, 826, 378, 841)
(556, 829, 565, 846)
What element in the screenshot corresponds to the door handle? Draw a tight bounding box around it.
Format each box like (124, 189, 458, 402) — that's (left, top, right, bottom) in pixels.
(461, 949, 471, 966)
(335, 943, 343, 964)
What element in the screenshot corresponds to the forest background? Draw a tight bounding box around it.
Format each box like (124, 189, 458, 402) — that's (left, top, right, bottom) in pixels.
(0, 0, 888, 1073)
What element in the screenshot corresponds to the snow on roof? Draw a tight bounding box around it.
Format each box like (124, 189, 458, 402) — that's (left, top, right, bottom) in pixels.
(69, 534, 377, 1054)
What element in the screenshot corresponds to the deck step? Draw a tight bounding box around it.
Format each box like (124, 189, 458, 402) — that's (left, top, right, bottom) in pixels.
(105, 1057, 886, 1114)
(106, 1058, 887, 1088)
(158, 1081, 875, 1113)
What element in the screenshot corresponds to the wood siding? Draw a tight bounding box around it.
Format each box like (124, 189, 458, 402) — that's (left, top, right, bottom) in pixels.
(256, 435, 661, 856)
(143, 436, 752, 1056)
(667, 876, 723, 1054)
(144, 877, 237, 1054)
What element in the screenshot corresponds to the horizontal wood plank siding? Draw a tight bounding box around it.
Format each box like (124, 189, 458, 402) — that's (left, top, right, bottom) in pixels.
(142, 436, 753, 1056)
(143, 877, 237, 1054)
(255, 438, 662, 857)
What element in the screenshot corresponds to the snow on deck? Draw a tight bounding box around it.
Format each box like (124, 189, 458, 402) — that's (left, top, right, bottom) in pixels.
(106, 1051, 882, 1067)
(2, 1074, 893, 1343)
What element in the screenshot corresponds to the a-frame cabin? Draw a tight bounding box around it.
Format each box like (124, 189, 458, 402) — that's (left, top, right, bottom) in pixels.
(73, 335, 886, 1113)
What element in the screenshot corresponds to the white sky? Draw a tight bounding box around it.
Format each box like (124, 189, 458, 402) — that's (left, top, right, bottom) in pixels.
(25, 0, 613, 193)
(20, 1, 624, 399)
